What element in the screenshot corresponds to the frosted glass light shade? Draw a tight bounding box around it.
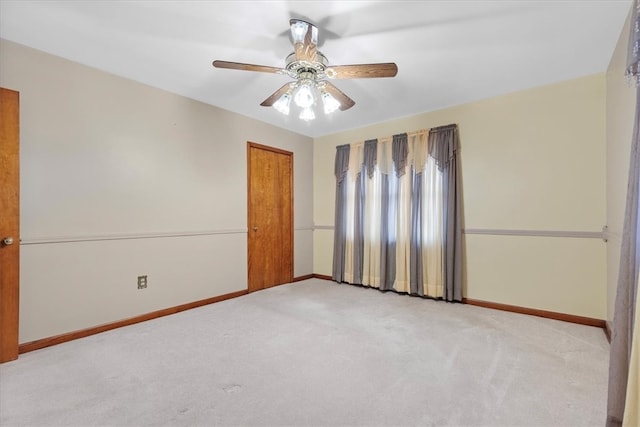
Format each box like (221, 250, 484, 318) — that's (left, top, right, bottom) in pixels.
(299, 107, 315, 121)
(290, 21, 318, 45)
(293, 82, 315, 108)
(322, 92, 340, 114)
(291, 21, 308, 44)
(273, 92, 291, 115)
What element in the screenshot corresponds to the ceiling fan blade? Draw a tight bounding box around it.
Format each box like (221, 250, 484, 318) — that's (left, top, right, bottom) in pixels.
(260, 83, 293, 107)
(323, 82, 355, 111)
(212, 60, 284, 74)
(325, 63, 398, 79)
(290, 19, 317, 62)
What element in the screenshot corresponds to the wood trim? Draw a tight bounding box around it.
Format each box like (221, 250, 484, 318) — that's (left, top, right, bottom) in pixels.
(292, 274, 314, 282)
(309, 276, 607, 333)
(308, 275, 609, 336)
(290, 150, 294, 285)
(18, 290, 248, 354)
(247, 143, 252, 291)
(462, 298, 605, 328)
(247, 141, 293, 157)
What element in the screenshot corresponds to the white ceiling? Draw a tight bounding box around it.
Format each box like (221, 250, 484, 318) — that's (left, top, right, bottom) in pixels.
(0, 0, 632, 138)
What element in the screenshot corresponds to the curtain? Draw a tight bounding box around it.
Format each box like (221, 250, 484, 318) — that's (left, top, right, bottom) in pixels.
(332, 145, 350, 283)
(607, 1, 640, 425)
(331, 126, 462, 302)
(622, 272, 640, 426)
(430, 125, 463, 301)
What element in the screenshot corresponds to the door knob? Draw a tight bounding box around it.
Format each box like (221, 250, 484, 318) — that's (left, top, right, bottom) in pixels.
(253, 226, 258, 232)
(2, 237, 14, 246)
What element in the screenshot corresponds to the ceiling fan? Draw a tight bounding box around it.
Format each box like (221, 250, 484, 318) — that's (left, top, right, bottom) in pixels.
(212, 19, 398, 121)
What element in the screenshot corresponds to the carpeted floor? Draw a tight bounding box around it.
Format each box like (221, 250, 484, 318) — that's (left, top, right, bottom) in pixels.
(0, 279, 609, 426)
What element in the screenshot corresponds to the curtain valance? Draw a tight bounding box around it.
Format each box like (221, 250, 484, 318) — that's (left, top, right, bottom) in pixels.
(337, 128, 458, 178)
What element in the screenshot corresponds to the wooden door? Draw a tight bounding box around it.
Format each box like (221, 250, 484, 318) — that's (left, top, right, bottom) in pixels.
(247, 142, 293, 292)
(0, 88, 20, 363)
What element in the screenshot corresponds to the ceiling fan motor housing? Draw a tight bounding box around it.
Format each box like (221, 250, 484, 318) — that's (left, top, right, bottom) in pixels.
(285, 52, 329, 81)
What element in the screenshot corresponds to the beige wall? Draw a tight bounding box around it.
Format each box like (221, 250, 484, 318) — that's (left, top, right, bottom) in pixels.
(606, 10, 636, 323)
(0, 39, 314, 343)
(4, 14, 632, 341)
(314, 74, 607, 319)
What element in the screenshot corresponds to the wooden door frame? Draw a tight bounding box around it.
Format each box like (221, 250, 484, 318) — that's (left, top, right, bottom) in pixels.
(246, 141, 294, 291)
(0, 87, 20, 363)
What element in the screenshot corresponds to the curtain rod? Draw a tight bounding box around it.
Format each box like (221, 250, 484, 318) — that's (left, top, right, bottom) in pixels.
(345, 124, 457, 147)
(406, 129, 429, 138)
(376, 128, 430, 139)
(391, 123, 457, 138)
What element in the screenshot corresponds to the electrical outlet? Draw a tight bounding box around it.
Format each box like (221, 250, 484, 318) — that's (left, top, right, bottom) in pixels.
(137, 275, 147, 289)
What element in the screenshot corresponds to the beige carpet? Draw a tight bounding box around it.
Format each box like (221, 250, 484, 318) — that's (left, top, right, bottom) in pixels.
(0, 279, 609, 426)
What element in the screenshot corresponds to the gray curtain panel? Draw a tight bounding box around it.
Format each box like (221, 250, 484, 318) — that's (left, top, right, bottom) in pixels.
(607, 1, 640, 425)
(429, 125, 463, 302)
(332, 144, 350, 282)
(353, 140, 379, 284)
(379, 170, 394, 290)
(607, 87, 640, 427)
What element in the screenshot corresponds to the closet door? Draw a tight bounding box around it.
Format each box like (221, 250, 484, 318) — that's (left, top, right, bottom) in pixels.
(247, 142, 293, 292)
(0, 87, 20, 363)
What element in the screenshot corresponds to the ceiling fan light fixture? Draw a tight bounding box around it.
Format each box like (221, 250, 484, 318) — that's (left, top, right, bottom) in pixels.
(290, 20, 317, 45)
(290, 21, 307, 44)
(293, 80, 315, 109)
(299, 107, 315, 122)
(213, 19, 398, 122)
(273, 92, 291, 115)
(321, 91, 340, 115)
